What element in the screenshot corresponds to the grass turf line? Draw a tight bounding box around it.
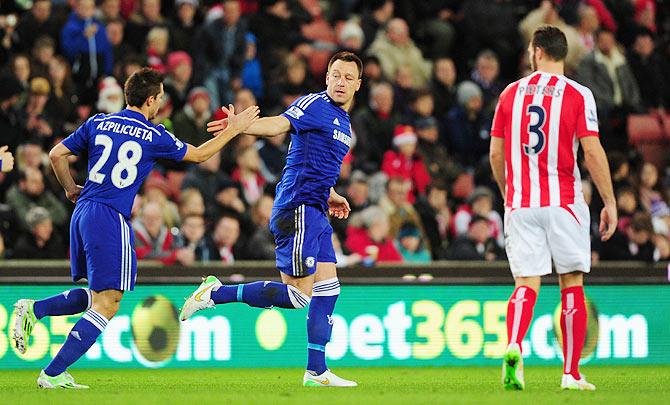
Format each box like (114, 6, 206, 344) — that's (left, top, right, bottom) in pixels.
(1, 366, 668, 404)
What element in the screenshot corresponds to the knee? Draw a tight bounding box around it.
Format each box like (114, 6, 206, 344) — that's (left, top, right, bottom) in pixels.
(92, 293, 122, 319)
(287, 285, 312, 309)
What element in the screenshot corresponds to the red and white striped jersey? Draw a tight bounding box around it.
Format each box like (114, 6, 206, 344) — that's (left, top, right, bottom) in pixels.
(491, 71, 599, 208)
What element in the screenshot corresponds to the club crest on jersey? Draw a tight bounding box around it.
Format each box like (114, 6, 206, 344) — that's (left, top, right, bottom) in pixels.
(305, 256, 315, 268)
(285, 106, 305, 120)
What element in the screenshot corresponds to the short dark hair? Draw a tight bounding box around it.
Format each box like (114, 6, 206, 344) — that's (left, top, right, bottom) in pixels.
(328, 51, 363, 79)
(531, 25, 568, 61)
(124, 67, 164, 107)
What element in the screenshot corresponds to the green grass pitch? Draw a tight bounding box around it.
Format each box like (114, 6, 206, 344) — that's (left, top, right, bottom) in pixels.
(2, 366, 668, 404)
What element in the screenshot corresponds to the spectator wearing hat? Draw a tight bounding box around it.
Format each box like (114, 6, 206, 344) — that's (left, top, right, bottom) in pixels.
(194, 0, 246, 109)
(452, 186, 503, 247)
(95, 76, 124, 114)
(61, 0, 114, 91)
(169, 0, 201, 57)
(445, 80, 491, 169)
(241, 32, 264, 100)
(12, 206, 65, 259)
(351, 81, 402, 173)
(395, 222, 431, 263)
(172, 87, 212, 147)
(415, 116, 462, 185)
(6, 167, 68, 233)
(338, 20, 365, 53)
(345, 205, 402, 264)
(381, 125, 431, 203)
(134, 201, 194, 265)
(164, 51, 194, 112)
(446, 214, 505, 261)
(0, 74, 26, 152)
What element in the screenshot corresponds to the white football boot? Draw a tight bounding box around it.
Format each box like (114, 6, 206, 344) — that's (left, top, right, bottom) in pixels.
(180, 276, 222, 321)
(561, 374, 596, 391)
(303, 370, 358, 387)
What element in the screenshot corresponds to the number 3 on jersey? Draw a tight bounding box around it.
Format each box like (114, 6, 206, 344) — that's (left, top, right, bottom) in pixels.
(523, 104, 546, 156)
(88, 135, 143, 189)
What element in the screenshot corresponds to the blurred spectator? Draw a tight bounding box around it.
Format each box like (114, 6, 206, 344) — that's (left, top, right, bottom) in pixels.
(391, 65, 415, 119)
(453, 186, 503, 246)
(95, 76, 124, 114)
(12, 206, 65, 259)
(415, 182, 451, 260)
(277, 53, 316, 108)
(381, 125, 431, 203)
(354, 55, 383, 108)
(332, 232, 362, 268)
(256, 116, 288, 183)
(408, 88, 436, 126)
(178, 188, 206, 218)
(576, 29, 641, 150)
(470, 50, 504, 120)
(97, 0, 122, 24)
(10, 53, 30, 98)
(368, 18, 432, 88)
(212, 214, 242, 263)
(134, 201, 193, 265)
(359, 0, 393, 51)
(616, 186, 639, 232)
(181, 152, 231, 218)
(232, 146, 265, 206)
(445, 81, 491, 168)
(599, 212, 658, 261)
(351, 81, 401, 173)
(245, 194, 275, 260)
(172, 87, 211, 147)
(446, 214, 504, 261)
(195, 0, 247, 109)
(174, 214, 220, 262)
(164, 51, 193, 112)
(399, 1, 455, 59)
(519, 0, 586, 74)
(416, 116, 461, 185)
(22, 77, 61, 145)
(61, 0, 113, 94)
(0, 74, 26, 151)
(627, 28, 667, 111)
(637, 162, 669, 214)
(576, 5, 600, 53)
(338, 20, 365, 53)
(31, 35, 56, 78)
(333, 170, 371, 242)
(430, 57, 457, 122)
(378, 176, 428, 243)
(145, 26, 169, 73)
(215, 179, 247, 218)
(169, 0, 200, 56)
(6, 167, 67, 233)
(396, 221, 431, 263)
(143, 172, 180, 228)
(345, 205, 402, 263)
(241, 33, 264, 101)
(125, 0, 166, 54)
(13, 0, 60, 53)
(106, 18, 132, 67)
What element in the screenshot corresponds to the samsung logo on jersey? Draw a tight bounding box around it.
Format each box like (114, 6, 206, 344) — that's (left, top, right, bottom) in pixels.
(285, 106, 305, 120)
(96, 121, 154, 141)
(518, 84, 563, 97)
(333, 129, 352, 147)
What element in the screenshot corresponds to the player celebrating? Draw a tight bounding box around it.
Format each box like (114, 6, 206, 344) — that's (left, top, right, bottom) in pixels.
(489, 26, 616, 391)
(12, 68, 259, 389)
(180, 51, 361, 387)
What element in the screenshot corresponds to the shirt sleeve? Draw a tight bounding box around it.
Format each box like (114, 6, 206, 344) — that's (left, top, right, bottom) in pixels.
(576, 88, 599, 138)
(62, 116, 95, 155)
(490, 88, 508, 139)
(281, 93, 324, 133)
(153, 127, 188, 161)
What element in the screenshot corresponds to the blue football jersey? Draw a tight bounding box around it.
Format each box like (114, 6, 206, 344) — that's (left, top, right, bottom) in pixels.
(62, 109, 187, 218)
(275, 91, 352, 212)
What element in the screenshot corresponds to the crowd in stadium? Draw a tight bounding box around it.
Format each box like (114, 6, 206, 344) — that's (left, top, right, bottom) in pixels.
(0, 0, 669, 265)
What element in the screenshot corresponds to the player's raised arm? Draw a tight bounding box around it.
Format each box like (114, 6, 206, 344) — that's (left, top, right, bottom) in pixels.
(49, 143, 82, 203)
(183, 105, 260, 163)
(207, 108, 291, 138)
(580, 136, 617, 241)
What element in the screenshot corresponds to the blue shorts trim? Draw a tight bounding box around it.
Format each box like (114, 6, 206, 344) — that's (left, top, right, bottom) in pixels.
(70, 201, 137, 291)
(270, 204, 336, 277)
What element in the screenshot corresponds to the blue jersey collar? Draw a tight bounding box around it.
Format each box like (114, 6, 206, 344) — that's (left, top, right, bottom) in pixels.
(123, 108, 149, 122)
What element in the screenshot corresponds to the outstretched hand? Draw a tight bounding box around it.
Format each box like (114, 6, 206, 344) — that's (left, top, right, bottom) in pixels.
(206, 105, 260, 136)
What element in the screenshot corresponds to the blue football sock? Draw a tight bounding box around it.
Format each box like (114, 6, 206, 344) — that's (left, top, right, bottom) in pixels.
(44, 309, 108, 377)
(210, 281, 310, 309)
(33, 288, 91, 320)
(307, 278, 340, 374)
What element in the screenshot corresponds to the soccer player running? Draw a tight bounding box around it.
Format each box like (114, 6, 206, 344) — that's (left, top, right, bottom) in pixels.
(489, 26, 617, 391)
(12, 68, 259, 389)
(180, 51, 361, 387)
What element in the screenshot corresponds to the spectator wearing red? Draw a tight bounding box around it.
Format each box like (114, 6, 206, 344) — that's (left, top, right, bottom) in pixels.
(133, 202, 193, 265)
(381, 125, 431, 203)
(345, 205, 402, 263)
(232, 145, 266, 206)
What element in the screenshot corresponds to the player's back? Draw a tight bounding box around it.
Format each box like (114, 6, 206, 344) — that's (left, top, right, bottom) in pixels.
(491, 71, 599, 209)
(62, 109, 186, 218)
